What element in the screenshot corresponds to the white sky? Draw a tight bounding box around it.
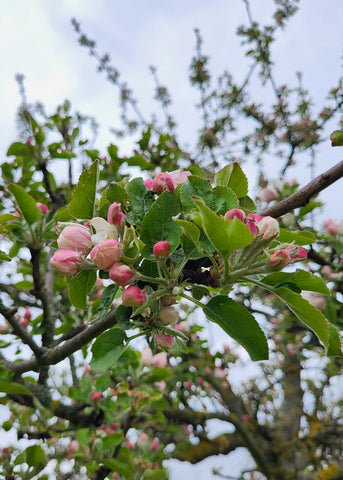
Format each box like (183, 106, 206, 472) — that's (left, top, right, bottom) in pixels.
(1, 1, 343, 478)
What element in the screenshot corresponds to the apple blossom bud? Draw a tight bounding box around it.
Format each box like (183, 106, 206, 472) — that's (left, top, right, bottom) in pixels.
(90, 240, 121, 270)
(50, 249, 83, 275)
(290, 247, 307, 260)
(58, 224, 92, 254)
(257, 216, 280, 240)
(224, 208, 246, 222)
(247, 213, 263, 223)
(141, 347, 154, 365)
(150, 438, 159, 451)
(153, 241, 171, 258)
(321, 265, 332, 277)
(246, 220, 258, 236)
(155, 380, 166, 391)
(107, 202, 126, 227)
(158, 307, 179, 325)
(113, 473, 120, 479)
(323, 219, 340, 236)
(168, 169, 191, 187)
(109, 262, 135, 286)
(121, 286, 146, 307)
(155, 333, 175, 349)
(37, 202, 48, 214)
(20, 318, 30, 329)
(67, 440, 79, 454)
(90, 391, 102, 401)
(184, 380, 193, 389)
(214, 367, 228, 379)
(137, 433, 149, 446)
(152, 352, 167, 368)
(260, 187, 279, 203)
(126, 439, 134, 450)
(24, 308, 31, 321)
(269, 249, 291, 268)
(144, 179, 153, 190)
(152, 172, 175, 194)
(204, 367, 211, 375)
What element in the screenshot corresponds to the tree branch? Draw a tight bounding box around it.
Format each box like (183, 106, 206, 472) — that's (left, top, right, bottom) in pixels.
(260, 160, 343, 218)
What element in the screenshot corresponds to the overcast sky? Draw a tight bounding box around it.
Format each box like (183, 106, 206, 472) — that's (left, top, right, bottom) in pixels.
(1, 1, 343, 478)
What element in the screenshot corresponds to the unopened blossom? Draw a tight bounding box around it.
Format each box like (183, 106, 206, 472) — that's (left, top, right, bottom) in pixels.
(168, 169, 191, 187)
(50, 249, 83, 275)
(107, 202, 126, 227)
(155, 333, 175, 349)
(109, 262, 135, 286)
(214, 367, 228, 379)
(152, 352, 167, 368)
(141, 347, 154, 365)
(260, 186, 279, 203)
(137, 433, 149, 446)
(90, 240, 121, 270)
(155, 380, 166, 392)
(144, 179, 153, 190)
(67, 440, 79, 454)
(20, 318, 30, 329)
(152, 172, 175, 194)
(121, 286, 146, 307)
(257, 216, 280, 240)
(57, 224, 92, 254)
(153, 241, 171, 258)
(174, 321, 190, 333)
(290, 247, 307, 260)
(269, 249, 291, 268)
(224, 208, 246, 222)
(23, 308, 31, 320)
(90, 391, 102, 401)
(323, 219, 340, 236)
(246, 220, 258, 236)
(37, 202, 48, 214)
(159, 307, 179, 325)
(150, 438, 159, 451)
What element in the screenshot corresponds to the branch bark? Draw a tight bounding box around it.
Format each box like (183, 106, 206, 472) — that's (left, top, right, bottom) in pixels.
(260, 160, 343, 218)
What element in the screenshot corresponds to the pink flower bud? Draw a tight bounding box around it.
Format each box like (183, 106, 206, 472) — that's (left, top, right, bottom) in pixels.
(121, 286, 146, 307)
(155, 380, 166, 391)
(168, 170, 191, 187)
(126, 439, 134, 450)
(141, 347, 154, 365)
(159, 307, 179, 325)
(321, 265, 332, 277)
(214, 367, 228, 379)
(37, 202, 48, 214)
(152, 352, 167, 368)
(20, 318, 30, 329)
(247, 213, 263, 223)
(269, 249, 291, 268)
(290, 247, 307, 260)
(257, 216, 280, 240)
(153, 241, 171, 258)
(184, 380, 193, 390)
(137, 433, 149, 446)
(204, 367, 211, 376)
(144, 179, 153, 190)
(224, 208, 246, 222)
(67, 440, 79, 453)
(24, 308, 32, 321)
(323, 219, 340, 236)
(90, 240, 121, 270)
(174, 321, 190, 333)
(260, 187, 279, 203)
(58, 224, 92, 254)
(246, 220, 258, 236)
(113, 473, 120, 480)
(150, 438, 159, 451)
(107, 202, 126, 227)
(90, 391, 102, 401)
(50, 249, 83, 275)
(152, 172, 175, 195)
(155, 333, 175, 349)
(109, 262, 135, 286)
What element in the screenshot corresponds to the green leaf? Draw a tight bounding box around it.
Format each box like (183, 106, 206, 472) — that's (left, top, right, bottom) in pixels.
(25, 445, 45, 467)
(115, 305, 132, 330)
(211, 186, 238, 214)
(194, 199, 254, 258)
(8, 184, 42, 225)
(7, 142, 31, 157)
(96, 284, 119, 320)
(330, 130, 343, 146)
(102, 432, 124, 450)
(0, 252, 11, 262)
(278, 228, 315, 245)
(0, 380, 32, 396)
(327, 323, 343, 356)
(239, 195, 256, 211)
(69, 160, 99, 219)
(214, 163, 248, 197)
(204, 296, 268, 360)
(91, 328, 127, 371)
(262, 270, 330, 295)
(273, 288, 329, 349)
(180, 175, 214, 213)
(0, 214, 19, 223)
(126, 177, 155, 226)
(68, 270, 97, 310)
(101, 459, 133, 478)
(174, 219, 201, 251)
(141, 191, 181, 257)
(53, 206, 73, 222)
(107, 183, 129, 207)
(142, 470, 168, 480)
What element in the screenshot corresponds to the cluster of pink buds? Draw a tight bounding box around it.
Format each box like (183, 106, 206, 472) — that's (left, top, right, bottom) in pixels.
(323, 219, 342, 236)
(269, 246, 307, 268)
(224, 209, 280, 240)
(145, 169, 191, 195)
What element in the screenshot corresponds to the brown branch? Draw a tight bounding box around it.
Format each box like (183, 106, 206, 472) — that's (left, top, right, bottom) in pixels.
(260, 159, 343, 218)
(8, 307, 119, 375)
